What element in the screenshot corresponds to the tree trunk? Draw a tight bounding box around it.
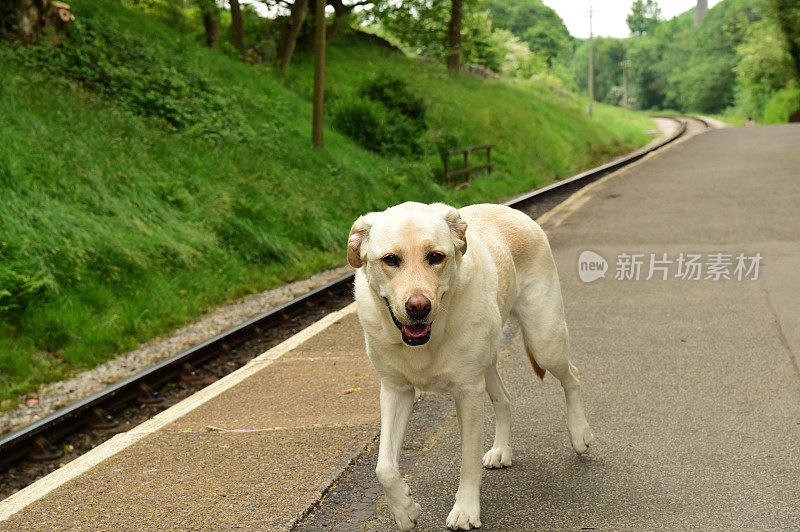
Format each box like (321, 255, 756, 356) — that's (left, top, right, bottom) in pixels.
(203, 9, 220, 47)
(276, 0, 310, 73)
(229, 0, 244, 53)
(312, 0, 326, 148)
(447, 0, 463, 73)
(325, 0, 350, 45)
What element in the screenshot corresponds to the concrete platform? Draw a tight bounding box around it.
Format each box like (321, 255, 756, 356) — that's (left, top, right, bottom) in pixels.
(0, 307, 377, 530)
(3, 123, 799, 531)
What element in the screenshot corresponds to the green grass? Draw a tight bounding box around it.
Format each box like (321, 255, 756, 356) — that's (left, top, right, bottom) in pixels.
(704, 111, 746, 127)
(0, 0, 654, 408)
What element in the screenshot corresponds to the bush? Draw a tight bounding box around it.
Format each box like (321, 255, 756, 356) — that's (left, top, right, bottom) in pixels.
(359, 73, 426, 128)
(762, 86, 800, 123)
(331, 97, 424, 156)
(332, 73, 428, 156)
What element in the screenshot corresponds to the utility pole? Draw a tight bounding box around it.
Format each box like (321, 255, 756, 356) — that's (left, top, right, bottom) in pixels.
(312, 0, 326, 148)
(588, 5, 594, 117)
(619, 59, 630, 109)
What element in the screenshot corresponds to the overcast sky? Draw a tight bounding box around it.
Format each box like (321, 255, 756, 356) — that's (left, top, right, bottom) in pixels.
(541, 0, 724, 39)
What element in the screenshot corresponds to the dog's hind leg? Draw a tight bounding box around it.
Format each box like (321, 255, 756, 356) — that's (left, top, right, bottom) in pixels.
(512, 274, 594, 455)
(482, 362, 513, 468)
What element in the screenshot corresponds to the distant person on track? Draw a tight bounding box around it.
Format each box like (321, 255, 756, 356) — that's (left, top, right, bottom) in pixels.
(746, 116, 755, 127)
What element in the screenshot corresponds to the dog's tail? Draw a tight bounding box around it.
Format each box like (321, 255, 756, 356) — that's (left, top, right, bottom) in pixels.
(523, 342, 547, 381)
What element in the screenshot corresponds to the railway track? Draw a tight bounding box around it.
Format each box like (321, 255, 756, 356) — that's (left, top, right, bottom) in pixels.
(0, 116, 707, 497)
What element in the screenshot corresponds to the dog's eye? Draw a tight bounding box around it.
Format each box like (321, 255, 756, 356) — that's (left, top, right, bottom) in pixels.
(381, 254, 401, 267)
(427, 252, 445, 265)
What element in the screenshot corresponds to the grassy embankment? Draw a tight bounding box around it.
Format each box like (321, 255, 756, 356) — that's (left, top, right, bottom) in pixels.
(0, 0, 654, 407)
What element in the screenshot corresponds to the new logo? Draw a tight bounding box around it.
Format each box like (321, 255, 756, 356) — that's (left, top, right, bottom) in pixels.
(578, 250, 608, 283)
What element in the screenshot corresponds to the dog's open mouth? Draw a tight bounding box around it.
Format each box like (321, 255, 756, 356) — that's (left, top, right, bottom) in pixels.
(401, 323, 431, 346)
(385, 299, 432, 346)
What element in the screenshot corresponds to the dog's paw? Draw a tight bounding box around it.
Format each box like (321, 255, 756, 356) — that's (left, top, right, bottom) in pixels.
(482, 446, 513, 469)
(568, 420, 594, 455)
(446, 503, 481, 530)
(387, 494, 421, 531)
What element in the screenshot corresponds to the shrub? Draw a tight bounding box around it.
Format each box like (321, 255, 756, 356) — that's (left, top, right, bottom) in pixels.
(331, 97, 423, 156)
(359, 72, 426, 128)
(332, 73, 427, 156)
(762, 86, 800, 123)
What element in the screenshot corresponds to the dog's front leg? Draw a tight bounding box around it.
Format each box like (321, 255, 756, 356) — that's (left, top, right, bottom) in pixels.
(376, 380, 420, 531)
(446, 389, 484, 530)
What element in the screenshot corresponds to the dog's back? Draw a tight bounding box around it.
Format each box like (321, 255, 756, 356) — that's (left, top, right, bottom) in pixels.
(459, 203, 552, 311)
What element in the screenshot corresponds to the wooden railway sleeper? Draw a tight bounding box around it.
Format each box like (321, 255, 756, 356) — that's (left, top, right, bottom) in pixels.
(29, 436, 63, 462)
(88, 407, 120, 430)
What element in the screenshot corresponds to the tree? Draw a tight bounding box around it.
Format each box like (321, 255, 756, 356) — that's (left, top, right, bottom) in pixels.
(447, 0, 463, 72)
(627, 0, 661, 36)
(626, 13, 693, 109)
(312, 0, 325, 147)
(196, 0, 220, 47)
(666, 0, 761, 112)
(571, 37, 626, 105)
(229, 0, 245, 53)
(485, 0, 572, 65)
(276, 0, 310, 72)
(735, 18, 796, 114)
(772, 0, 800, 79)
(326, 0, 371, 44)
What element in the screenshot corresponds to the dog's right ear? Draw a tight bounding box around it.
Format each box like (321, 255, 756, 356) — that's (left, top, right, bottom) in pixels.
(347, 216, 371, 268)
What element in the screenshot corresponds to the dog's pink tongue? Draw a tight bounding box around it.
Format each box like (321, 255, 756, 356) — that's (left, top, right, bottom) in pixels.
(403, 324, 430, 338)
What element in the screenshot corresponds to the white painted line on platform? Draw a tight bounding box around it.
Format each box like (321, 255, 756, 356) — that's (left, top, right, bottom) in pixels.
(0, 302, 358, 522)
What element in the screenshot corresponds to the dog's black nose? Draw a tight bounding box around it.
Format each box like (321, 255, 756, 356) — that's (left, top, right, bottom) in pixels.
(405, 295, 431, 320)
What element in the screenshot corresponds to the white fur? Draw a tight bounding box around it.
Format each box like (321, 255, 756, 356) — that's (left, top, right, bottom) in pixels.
(350, 202, 593, 530)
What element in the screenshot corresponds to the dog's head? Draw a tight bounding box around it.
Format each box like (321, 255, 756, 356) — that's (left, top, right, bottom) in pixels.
(348, 202, 468, 346)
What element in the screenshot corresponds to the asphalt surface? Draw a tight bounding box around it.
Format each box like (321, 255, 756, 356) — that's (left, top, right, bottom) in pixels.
(296, 124, 800, 531)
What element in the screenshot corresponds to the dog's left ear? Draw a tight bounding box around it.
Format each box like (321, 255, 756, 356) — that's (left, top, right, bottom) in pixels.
(347, 216, 371, 268)
(432, 203, 468, 255)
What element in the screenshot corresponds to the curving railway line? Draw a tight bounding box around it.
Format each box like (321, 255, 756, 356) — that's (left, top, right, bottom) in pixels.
(0, 116, 708, 499)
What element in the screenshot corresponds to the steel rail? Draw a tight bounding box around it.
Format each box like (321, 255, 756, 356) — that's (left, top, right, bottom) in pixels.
(0, 116, 697, 472)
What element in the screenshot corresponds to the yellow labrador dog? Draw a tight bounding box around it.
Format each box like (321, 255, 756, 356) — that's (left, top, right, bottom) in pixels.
(347, 202, 593, 530)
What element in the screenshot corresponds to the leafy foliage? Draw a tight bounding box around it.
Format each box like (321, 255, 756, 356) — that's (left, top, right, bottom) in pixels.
(625, 13, 694, 110)
(572, 37, 628, 106)
(366, 0, 571, 84)
(359, 73, 427, 128)
(485, 0, 572, 65)
(601, 0, 798, 117)
(332, 73, 427, 156)
(627, 0, 662, 36)
(772, 0, 800, 78)
(762, 86, 800, 123)
(735, 17, 796, 116)
(667, 0, 762, 113)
